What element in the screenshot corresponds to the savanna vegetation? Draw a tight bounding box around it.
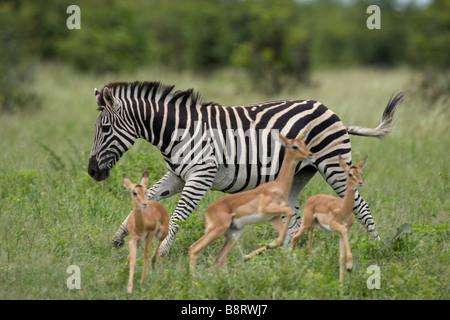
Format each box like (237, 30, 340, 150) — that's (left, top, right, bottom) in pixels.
(0, 0, 448, 300)
(0, 64, 448, 300)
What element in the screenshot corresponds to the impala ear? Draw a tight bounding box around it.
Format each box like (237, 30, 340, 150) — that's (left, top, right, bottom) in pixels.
(123, 174, 132, 189)
(140, 171, 149, 188)
(357, 155, 368, 169)
(103, 87, 121, 113)
(296, 131, 308, 142)
(279, 133, 290, 147)
(296, 132, 305, 141)
(339, 155, 350, 171)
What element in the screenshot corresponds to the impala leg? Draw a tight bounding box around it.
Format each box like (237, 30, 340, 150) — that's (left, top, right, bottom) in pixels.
(307, 228, 314, 254)
(127, 239, 137, 293)
(343, 229, 353, 272)
(244, 206, 293, 261)
(141, 231, 155, 285)
(334, 226, 352, 272)
(216, 228, 242, 267)
(151, 240, 162, 269)
(331, 222, 352, 285)
(291, 207, 314, 250)
(273, 207, 293, 249)
(243, 219, 284, 261)
(339, 235, 346, 286)
(189, 224, 229, 273)
(215, 228, 242, 268)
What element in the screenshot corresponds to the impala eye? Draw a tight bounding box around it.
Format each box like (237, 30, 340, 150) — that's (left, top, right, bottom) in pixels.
(292, 145, 300, 150)
(348, 172, 354, 178)
(132, 190, 138, 197)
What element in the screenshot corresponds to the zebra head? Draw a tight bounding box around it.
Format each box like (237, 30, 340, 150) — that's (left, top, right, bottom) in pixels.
(88, 87, 136, 181)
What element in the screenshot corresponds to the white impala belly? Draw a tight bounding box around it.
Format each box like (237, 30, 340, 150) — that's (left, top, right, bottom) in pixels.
(314, 213, 332, 232)
(232, 213, 277, 229)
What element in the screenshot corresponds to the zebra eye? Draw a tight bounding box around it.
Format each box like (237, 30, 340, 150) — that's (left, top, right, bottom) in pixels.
(101, 124, 111, 133)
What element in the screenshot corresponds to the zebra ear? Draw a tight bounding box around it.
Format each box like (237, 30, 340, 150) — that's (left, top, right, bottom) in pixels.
(103, 88, 114, 107)
(94, 88, 105, 110)
(103, 87, 121, 113)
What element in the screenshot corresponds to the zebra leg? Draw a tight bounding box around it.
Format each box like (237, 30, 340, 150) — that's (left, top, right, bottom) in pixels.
(352, 191, 380, 240)
(283, 165, 318, 245)
(158, 165, 217, 257)
(146, 171, 186, 201)
(111, 171, 185, 248)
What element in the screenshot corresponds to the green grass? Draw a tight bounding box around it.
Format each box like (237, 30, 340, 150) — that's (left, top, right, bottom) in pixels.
(0, 64, 448, 299)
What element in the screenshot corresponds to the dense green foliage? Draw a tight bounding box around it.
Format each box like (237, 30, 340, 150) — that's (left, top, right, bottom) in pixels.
(1, 0, 449, 109)
(0, 65, 448, 300)
(15, 0, 448, 70)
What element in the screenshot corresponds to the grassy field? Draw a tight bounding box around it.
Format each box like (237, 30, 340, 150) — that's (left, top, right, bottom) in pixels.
(0, 64, 448, 300)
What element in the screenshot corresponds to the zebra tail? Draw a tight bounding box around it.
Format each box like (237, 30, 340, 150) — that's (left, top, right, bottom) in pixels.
(345, 92, 404, 138)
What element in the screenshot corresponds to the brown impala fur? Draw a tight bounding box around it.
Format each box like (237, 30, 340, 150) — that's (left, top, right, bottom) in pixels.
(123, 171, 169, 293)
(291, 155, 368, 286)
(189, 133, 314, 272)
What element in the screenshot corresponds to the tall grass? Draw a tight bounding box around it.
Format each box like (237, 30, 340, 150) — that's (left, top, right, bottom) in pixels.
(0, 64, 448, 300)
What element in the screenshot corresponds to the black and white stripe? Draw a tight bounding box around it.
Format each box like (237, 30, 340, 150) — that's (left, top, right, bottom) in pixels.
(88, 81, 403, 255)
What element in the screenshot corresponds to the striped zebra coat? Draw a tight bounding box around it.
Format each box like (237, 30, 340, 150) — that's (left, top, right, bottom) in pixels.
(88, 81, 403, 256)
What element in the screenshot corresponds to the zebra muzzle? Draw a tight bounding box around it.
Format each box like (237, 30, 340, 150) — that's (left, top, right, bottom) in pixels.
(88, 156, 110, 181)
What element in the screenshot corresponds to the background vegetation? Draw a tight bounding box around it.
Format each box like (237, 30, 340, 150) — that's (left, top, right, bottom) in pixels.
(0, 0, 448, 300)
(1, 0, 449, 106)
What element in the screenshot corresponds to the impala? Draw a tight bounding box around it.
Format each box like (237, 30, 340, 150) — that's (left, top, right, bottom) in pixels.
(291, 155, 368, 286)
(123, 171, 169, 293)
(189, 133, 314, 272)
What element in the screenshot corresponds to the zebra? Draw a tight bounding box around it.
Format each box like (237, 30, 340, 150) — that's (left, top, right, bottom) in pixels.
(88, 81, 403, 256)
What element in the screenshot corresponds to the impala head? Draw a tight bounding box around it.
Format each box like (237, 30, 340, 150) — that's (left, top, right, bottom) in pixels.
(339, 155, 367, 189)
(123, 171, 150, 209)
(279, 132, 314, 163)
(88, 87, 137, 181)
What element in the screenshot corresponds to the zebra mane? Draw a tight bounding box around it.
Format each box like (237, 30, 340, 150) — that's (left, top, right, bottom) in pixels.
(97, 81, 214, 109)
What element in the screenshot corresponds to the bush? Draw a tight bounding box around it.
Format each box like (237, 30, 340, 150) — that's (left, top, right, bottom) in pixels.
(0, 1, 42, 112)
(2, 0, 449, 98)
(56, 1, 148, 73)
(229, 0, 312, 93)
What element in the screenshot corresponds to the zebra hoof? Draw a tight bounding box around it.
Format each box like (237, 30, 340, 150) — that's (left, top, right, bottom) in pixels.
(369, 231, 381, 241)
(157, 247, 170, 257)
(111, 239, 125, 248)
